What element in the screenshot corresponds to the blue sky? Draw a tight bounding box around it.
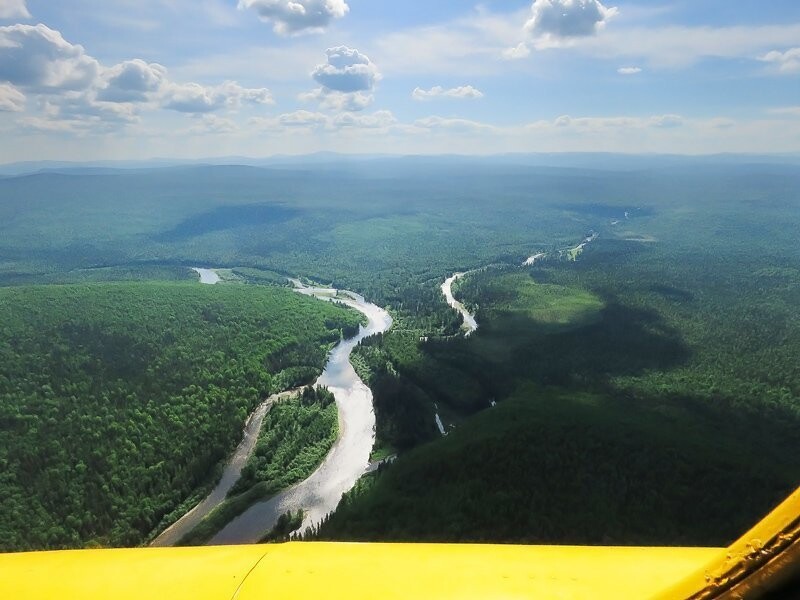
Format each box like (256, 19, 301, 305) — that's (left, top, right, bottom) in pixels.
(0, 0, 799, 161)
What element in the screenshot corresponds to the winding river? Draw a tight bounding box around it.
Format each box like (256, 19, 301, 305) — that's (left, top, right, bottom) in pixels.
(152, 269, 391, 545)
(208, 280, 392, 544)
(441, 272, 478, 336)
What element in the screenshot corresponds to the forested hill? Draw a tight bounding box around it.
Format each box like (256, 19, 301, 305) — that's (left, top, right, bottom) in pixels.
(0, 282, 362, 551)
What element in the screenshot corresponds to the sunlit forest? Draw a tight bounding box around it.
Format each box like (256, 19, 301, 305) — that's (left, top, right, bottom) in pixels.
(1, 155, 799, 549)
(0, 282, 361, 550)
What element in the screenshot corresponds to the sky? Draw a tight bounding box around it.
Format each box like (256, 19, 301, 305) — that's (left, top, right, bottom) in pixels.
(0, 0, 799, 161)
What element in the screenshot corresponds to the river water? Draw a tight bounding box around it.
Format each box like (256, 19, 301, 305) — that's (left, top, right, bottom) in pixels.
(207, 281, 392, 544)
(191, 267, 221, 285)
(441, 272, 478, 336)
(151, 389, 300, 546)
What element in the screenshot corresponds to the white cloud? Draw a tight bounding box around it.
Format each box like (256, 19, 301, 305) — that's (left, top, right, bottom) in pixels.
(299, 87, 372, 111)
(0, 23, 275, 132)
(532, 113, 683, 131)
(524, 0, 617, 39)
(374, 14, 520, 75)
(238, 0, 348, 35)
(374, 8, 800, 73)
(414, 115, 496, 133)
(188, 114, 239, 134)
(304, 46, 380, 111)
(649, 114, 682, 128)
(20, 92, 140, 134)
(769, 106, 800, 117)
(581, 24, 800, 69)
(98, 59, 167, 103)
(0, 0, 30, 19)
(161, 80, 273, 113)
(42, 93, 139, 125)
(502, 42, 531, 60)
(311, 46, 380, 93)
(332, 110, 396, 129)
(617, 66, 641, 75)
(0, 82, 23, 111)
(412, 85, 484, 101)
(250, 109, 397, 133)
(0, 24, 99, 92)
(759, 48, 800, 74)
(277, 109, 329, 128)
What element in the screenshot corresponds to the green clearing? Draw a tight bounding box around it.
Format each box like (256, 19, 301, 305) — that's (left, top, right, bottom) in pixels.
(458, 270, 604, 335)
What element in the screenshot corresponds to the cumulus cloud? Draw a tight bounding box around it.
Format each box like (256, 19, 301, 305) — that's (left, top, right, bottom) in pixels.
(759, 48, 800, 74)
(238, 0, 348, 35)
(0, 24, 99, 92)
(0, 0, 30, 19)
(525, 0, 617, 39)
(0, 82, 24, 111)
(0, 23, 275, 133)
(161, 81, 273, 113)
(42, 93, 139, 125)
(311, 46, 380, 92)
(304, 46, 380, 111)
(617, 66, 641, 75)
(412, 85, 484, 101)
(97, 59, 167, 103)
(19, 91, 140, 134)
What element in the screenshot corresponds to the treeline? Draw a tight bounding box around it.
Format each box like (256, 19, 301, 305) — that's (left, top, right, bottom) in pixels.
(0, 283, 361, 551)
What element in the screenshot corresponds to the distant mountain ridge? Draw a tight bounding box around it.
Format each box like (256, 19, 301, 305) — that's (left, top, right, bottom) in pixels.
(1, 151, 799, 177)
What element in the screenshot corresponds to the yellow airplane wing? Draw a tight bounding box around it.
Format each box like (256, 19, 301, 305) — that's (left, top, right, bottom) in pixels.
(1, 487, 797, 600)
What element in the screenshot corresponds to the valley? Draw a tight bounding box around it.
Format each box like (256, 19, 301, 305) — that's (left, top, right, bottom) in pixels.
(1, 156, 799, 550)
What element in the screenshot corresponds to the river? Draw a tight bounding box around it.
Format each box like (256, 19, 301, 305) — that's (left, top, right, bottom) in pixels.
(207, 280, 392, 544)
(441, 272, 478, 336)
(151, 389, 299, 546)
(191, 267, 221, 285)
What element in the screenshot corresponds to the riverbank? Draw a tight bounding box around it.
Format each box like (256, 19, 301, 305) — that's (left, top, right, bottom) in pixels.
(150, 388, 300, 546)
(205, 280, 392, 543)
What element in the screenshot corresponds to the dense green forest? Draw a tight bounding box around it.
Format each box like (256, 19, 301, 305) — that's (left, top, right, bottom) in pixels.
(318, 386, 799, 545)
(318, 207, 800, 545)
(0, 283, 361, 551)
(1, 157, 799, 548)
